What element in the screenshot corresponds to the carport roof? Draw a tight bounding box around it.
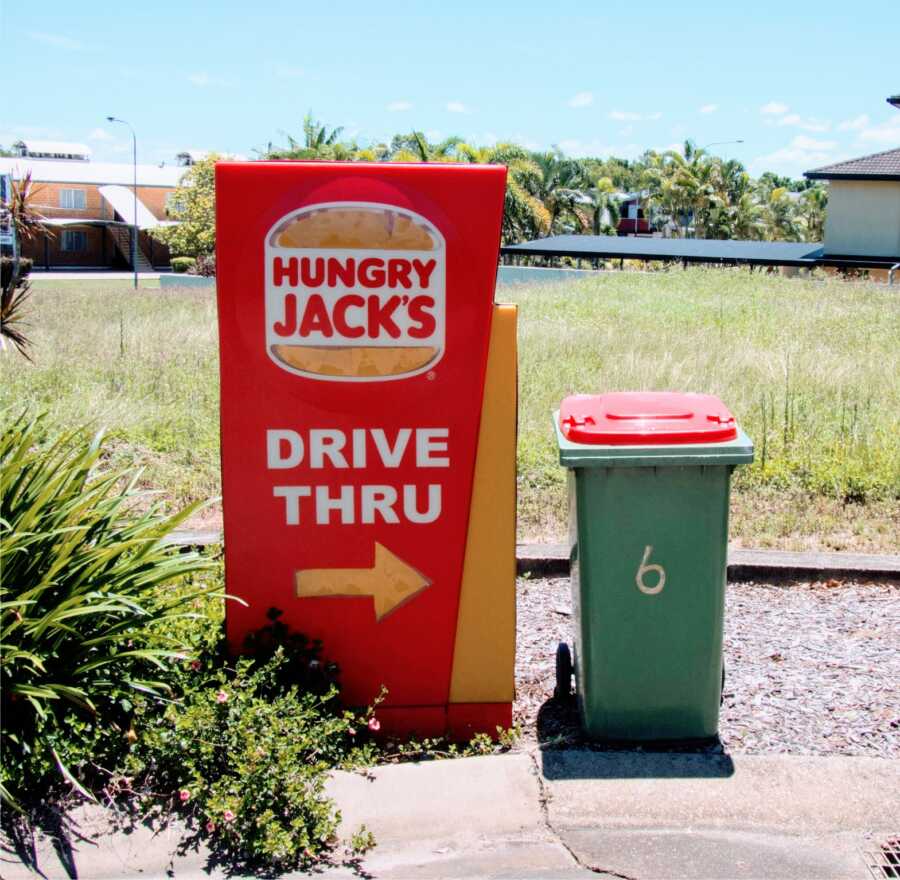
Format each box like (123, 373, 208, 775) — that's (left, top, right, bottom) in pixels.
(500, 235, 824, 267)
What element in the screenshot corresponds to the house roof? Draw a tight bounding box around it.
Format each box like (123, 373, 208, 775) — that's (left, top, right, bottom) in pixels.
(805, 147, 900, 181)
(0, 157, 186, 188)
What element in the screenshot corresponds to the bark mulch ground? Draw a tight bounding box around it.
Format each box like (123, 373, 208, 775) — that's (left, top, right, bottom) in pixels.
(514, 577, 899, 758)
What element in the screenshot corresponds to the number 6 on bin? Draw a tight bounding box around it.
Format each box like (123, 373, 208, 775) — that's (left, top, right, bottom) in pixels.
(635, 545, 666, 595)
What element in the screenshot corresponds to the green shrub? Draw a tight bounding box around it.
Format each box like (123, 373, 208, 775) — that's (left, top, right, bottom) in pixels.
(170, 256, 196, 274)
(0, 410, 218, 809)
(190, 254, 216, 277)
(114, 607, 379, 870)
(125, 643, 376, 871)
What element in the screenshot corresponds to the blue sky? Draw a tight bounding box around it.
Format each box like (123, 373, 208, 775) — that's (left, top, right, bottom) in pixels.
(4, 0, 898, 176)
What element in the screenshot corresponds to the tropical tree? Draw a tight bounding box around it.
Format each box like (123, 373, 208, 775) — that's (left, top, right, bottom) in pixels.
(386, 132, 464, 162)
(454, 142, 550, 243)
(148, 157, 216, 258)
(762, 187, 804, 241)
(1, 172, 48, 360)
(532, 151, 593, 234)
(586, 176, 620, 235)
(798, 186, 828, 241)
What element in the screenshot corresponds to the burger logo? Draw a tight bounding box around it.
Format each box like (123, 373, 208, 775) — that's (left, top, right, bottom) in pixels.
(265, 202, 446, 381)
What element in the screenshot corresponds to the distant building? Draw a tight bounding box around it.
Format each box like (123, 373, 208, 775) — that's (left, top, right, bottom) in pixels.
(0, 141, 188, 270)
(0, 142, 241, 271)
(615, 192, 652, 235)
(804, 96, 900, 263)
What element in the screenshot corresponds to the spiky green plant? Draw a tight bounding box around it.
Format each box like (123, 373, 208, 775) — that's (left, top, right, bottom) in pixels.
(0, 411, 219, 809)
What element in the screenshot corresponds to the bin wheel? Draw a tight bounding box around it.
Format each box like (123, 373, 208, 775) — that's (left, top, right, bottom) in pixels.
(555, 642, 573, 701)
(720, 662, 726, 706)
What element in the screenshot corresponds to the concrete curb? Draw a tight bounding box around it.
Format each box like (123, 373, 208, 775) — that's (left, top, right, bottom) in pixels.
(5, 753, 897, 879)
(166, 530, 900, 581)
(326, 753, 542, 842)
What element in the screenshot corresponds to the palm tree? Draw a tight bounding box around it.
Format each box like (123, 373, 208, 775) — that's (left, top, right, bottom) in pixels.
(2, 172, 47, 360)
(798, 186, 827, 242)
(586, 176, 620, 235)
(533, 151, 592, 234)
(265, 113, 347, 160)
(387, 132, 464, 162)
(455, 142, 551, 243)
(300, 113, 344, 152)
(762, 187, 804, 241)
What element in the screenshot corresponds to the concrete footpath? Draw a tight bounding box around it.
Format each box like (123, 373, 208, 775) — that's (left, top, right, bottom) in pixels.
(4, 751, 898, 879)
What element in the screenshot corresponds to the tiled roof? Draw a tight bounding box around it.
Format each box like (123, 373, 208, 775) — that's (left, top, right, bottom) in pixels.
(805, 148, 900, 180)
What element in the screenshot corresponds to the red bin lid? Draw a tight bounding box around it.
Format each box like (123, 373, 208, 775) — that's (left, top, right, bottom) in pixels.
(559, 392, 738, 445)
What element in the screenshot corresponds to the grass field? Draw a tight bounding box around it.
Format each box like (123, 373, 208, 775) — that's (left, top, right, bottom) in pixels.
(5, 269, 899, 552)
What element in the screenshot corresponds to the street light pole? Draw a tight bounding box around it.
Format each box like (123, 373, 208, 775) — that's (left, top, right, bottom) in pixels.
(106, 116, 138, 290)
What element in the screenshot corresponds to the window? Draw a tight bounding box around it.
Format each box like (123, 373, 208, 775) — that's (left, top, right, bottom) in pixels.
(60, 189, 87, 210)
(62, 230, 87, 251)
(165, 191, 184, 215)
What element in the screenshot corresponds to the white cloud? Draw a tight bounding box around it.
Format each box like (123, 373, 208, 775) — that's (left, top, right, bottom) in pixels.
(387, 100, 412, 112)
(792, 135, 836, 150)
(619, 125, 634, 136)
(837, 113, 869, 132)
(699, 104, 718, 114)
(87, 128, 113, 141)
(424, 129, 443, 142)
(28, 31, 83, 50)
(188, 72, 229, 87)
(750, 135, 838, 174)
(609, 110, 661, 122)
(856, 115, 900, 144)
(761, 101, 789, 115)
(446, 101, 469, 114)
(508, 132, 542, 151)
(558, 139, 642, 159)
(776, 113, 830, 132)
(567, 91, 594, 108)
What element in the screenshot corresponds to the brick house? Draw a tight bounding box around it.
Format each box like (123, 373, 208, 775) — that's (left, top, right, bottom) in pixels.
(0, 140, 187, 270)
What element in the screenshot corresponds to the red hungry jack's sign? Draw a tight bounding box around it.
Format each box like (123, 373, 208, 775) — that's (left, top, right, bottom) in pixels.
(216, 162, 507, 727)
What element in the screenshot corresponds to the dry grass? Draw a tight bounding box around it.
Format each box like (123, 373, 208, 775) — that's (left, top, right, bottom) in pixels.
(507, 268, 899, 551)
(3, 269, 898, 553)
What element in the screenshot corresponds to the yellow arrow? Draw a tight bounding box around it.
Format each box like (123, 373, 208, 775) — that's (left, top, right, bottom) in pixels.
(295, 543, 431, 622)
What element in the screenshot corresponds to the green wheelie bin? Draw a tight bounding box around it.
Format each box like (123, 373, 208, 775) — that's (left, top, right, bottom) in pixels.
(554, 391, 753, 742)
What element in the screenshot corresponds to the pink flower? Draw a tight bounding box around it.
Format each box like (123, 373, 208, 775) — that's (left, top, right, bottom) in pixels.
(367, 717, 381, 732)
(223, 809, 236, 823)
(215, 691, 228, 703)
(205, 821, 216, 833)
(178, 789, 191, 802)
(190, 660, 202, 671)
(347, 727, 357, 736)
